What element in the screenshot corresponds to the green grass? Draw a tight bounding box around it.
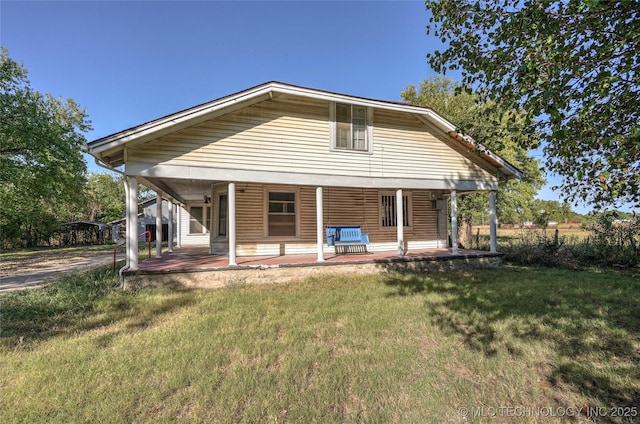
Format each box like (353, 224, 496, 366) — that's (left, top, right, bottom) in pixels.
(1, 266, 639, 423)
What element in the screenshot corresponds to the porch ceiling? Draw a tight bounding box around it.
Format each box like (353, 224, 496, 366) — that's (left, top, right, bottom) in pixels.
(140, 177, 219, 205)
(139, 170, 497, 206)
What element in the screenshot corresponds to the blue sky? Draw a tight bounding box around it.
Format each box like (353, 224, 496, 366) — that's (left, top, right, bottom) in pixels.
(1, 0, 624, 214)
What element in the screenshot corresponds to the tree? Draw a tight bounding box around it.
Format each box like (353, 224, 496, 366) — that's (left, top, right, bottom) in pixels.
(531, 199, 576, 225)
(85, 172, 125, 223)
(0, 48, 90, 247)
(401, 77, 545, 232)
(425, 0, 640, 209)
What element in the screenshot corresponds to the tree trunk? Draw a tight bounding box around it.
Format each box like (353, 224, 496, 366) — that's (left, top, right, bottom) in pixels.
(458, 213, 473, 249)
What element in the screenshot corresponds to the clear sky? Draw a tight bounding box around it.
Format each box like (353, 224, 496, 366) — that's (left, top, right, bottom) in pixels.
(1, 0, 626, 214)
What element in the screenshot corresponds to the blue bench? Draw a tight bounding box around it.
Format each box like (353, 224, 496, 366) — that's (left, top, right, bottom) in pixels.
(325, 226, 370, 254)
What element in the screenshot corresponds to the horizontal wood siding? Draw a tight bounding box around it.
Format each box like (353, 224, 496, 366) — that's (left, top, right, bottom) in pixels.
(128, 95, 496, 184)
(372, 109, 489, 179)
(236, 183, 264, 243)
(322, 187, 445, 248)
(203, 184, 447, 255)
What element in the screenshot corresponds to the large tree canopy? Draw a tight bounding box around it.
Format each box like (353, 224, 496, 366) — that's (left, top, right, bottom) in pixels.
(85, 172, 125, 223)
(425, 0, 640, 209)
(0, 48, 90, 247)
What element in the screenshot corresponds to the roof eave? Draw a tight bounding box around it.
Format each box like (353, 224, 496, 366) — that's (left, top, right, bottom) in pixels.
(86, 81, 445, 153)
(447, 131, 523, 180)
(87, 83, 279, 155)
(86, 81, 524, 179)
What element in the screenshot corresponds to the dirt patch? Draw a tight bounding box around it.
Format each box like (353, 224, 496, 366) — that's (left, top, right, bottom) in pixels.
(0, 247, 123, 278)
(0, 255, 91, 277)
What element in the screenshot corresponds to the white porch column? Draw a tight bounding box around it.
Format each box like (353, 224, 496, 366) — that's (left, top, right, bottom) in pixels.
(176, 204, 182, 248)
(316, 186, 324, 262)
(396, 188, 405, 257)
(127, 176, 139, 271)
(451, 190, 459, 255)
(167, 202, 174, 252)
(228, 182, 237, 266)
(155, 192, 163, 258)
(489, 190, 497, 253)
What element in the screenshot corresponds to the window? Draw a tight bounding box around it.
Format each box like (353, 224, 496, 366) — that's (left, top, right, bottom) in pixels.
(189, 205, 210, 234)
(268, 192, 296, 237)
(205, 207, 211, 232)
(218, 194, 227, 237)
(189, 206, 203, 234)
(380, 193, 410, 227)
(332, 103, 370, 152)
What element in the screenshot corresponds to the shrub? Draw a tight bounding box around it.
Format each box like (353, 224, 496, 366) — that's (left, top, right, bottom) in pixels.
(502, 213, 639, 268)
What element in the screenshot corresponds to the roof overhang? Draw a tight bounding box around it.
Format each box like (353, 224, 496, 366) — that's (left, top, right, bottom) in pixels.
(85, 81, 523, 180)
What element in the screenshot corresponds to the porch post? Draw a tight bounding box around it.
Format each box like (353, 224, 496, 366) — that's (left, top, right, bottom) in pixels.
(127, 176, 139, 271)
(451, 190, 459, 255)
(155, 192, 163, 258)
(167, 201, 174, 252)
(489, 190, 497, 253)
(176, 204, 182, 248)
(316, 186, 324, 262)
(396, 188, 405, 257)
(228, 182, 237, 266)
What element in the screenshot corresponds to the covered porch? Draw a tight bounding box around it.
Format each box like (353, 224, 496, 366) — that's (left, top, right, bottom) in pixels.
(121, 178, 501, 274)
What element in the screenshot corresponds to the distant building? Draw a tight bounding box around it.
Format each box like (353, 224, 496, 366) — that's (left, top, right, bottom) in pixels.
(111, 198, 176, 243)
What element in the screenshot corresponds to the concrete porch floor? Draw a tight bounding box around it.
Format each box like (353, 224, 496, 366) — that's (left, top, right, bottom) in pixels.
(122, 246, 503, 290)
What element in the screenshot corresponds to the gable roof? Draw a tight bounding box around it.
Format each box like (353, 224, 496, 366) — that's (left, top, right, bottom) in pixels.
(85, 81, 522, 180)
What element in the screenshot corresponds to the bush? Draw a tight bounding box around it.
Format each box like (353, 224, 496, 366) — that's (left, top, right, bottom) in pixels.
(503, 214, 639, 268)
(502, 228, 567, 267)
(582, 212, 639, 265)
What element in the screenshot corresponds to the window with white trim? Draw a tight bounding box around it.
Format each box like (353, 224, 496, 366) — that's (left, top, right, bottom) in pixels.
(380, 192, 411, 227)
(331, 102, 372, 152)
(218, 194, 227, 237)
(189, 206, 203, 234)
(188, 205, 210, 234)
(267, 192, 297, 237)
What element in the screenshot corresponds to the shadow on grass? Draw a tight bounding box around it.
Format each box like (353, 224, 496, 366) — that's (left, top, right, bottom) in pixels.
(0, 264, 199, 350)
(382, 266, 640, 411)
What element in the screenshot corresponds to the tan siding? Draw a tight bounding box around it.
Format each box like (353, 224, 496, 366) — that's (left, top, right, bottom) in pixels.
(298, 187, 317, 241)
(211, 184, 446, 255)
(235, 184, 264, 241)
(372, 110, 487, 179)
(322, 187, 444, 244)
(128, 96, 496, 183)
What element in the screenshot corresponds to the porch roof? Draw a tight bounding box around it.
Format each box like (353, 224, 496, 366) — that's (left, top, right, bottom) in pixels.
(85, 81, 523, 182)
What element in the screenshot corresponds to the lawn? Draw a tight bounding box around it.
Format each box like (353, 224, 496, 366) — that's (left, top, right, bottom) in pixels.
(1, 265, 639, 423)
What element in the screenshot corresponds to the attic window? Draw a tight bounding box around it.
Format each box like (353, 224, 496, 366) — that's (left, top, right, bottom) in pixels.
(330, 102, 373, 153)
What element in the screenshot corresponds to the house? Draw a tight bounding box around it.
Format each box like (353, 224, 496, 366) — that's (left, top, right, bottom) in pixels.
(110, 197, 177, 244)
(85, 82, 521, 271)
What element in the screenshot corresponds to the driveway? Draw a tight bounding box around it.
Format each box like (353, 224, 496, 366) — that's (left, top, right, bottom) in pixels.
(0, 252, 124, 293)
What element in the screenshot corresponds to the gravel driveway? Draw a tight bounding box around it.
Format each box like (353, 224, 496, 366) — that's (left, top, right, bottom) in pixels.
(0, 252, 124, 293)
